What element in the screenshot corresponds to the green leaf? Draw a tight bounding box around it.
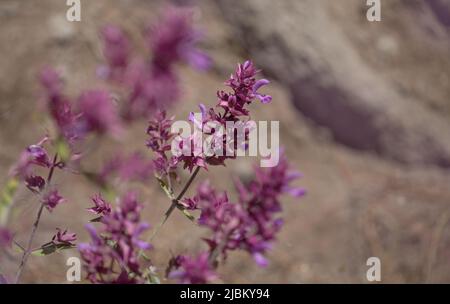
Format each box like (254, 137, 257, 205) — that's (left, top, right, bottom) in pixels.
(156, 176, 174, 199)
(55, 139, 71, 163)
(31, 243, 75, 256)
(0, 178, 19, 225)
(182, 209, 196, 222)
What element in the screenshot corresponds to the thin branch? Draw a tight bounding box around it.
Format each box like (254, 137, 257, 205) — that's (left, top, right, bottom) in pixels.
(140, 166, 201, 257)
(14, 153, 58, 284)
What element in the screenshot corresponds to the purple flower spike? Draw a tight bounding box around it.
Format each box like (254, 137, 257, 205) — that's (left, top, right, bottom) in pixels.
(79, 192, 151, 284)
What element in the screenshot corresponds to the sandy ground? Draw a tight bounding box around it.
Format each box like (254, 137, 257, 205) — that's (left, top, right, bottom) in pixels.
(0, 0, 449, 283)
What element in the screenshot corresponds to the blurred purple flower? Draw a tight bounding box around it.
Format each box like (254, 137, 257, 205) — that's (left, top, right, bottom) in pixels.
(100, 152, 154, 183)
(77, 90, 122, 136)
(168, 252, 217, 284)
(0, 227, 13, 249)
(42, 190, 65, 212)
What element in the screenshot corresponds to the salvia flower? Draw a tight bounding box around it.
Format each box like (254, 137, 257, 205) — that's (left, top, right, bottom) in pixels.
(51, 228, 77, 246)
(184, 152, 303, 267)
(176, 61, 272, 171)
(87, 194, 111, 216)
(148, 7, 210, 71)
(79, 192, 151, 283)
(100, 7, 210, 120)
(146, 110, 178, 177)
(77, 90, 122, 136)
(168, 252, 217, 284)
(42, 190, 65, 212)
(10, 137, 51, 180)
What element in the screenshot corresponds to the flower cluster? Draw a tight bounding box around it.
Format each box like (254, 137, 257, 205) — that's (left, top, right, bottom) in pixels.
(99, 7, 210, 120)
(169, 153, 304, 283)
(175, 60, 272, 172)
(40, 68, 121, 146)
(78, 192, 151, 283)
(167, 252, 217, 284)
(146, 110, 178, 178)
(99, 152, 154, 185)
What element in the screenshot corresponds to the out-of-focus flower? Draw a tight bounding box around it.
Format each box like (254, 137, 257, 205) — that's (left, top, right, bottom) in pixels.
(148, 7, 210, 71)
(39, 68, 84, 144)
(42, 190, 65, 212)
(79, 192, 151, 284)
(100, 152, 154, 184)
(87, 194, 111, 216)
(100, 7, 210, 120)
(77, 90, 122, 136)
(168, 252, 217, 284)
(99, 25, 130, 81)
(0, 227, 13, 249)
(10, 137, 51, 180)
(51, 228, 77, 246)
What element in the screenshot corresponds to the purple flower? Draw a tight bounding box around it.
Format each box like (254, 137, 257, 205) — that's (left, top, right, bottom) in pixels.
(79, 192, 151, 284)
(168, 252, 217, 284)
(87, 194, 111, 216)
(0, 227, 12, 249)
(52, 228, 77, 246)
(99, 25, 130, 81)
(10, 137, 51, 179)
(25, 175, 46, 193)
(146, 111, 179, 177)
(184, 152, 304, 267)
(98, 7, 209, 120)
(42, 190, 65, 212)
(77, 90, 122, 136)
(148, 7, 210, 71)
(39, 68, 85, 144)
(100, 152, 154, 183)
(176, 60, 272, 171)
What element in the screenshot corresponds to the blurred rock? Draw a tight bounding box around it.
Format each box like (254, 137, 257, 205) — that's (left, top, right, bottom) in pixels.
(216, 0, 450, 167)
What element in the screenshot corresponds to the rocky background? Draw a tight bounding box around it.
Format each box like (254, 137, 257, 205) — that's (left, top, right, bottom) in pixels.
(0, 0, 449, 283)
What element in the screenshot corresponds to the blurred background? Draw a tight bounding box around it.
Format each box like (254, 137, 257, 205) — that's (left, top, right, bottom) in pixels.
(0, 0, 449, 283)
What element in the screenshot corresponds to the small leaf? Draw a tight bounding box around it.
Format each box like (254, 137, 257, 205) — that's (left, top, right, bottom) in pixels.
(55, 139, 71, 163)
(89, 216, 103, 223)
(182, 209, 196, 222)
(0, 178, 19, 225)
(31, 243, 75, 256)
(156, 176, 174, 199)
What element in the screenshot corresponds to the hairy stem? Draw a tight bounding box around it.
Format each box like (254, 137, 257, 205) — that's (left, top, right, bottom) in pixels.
(141, 166, 201, 255)
(14, 153, 58, 283)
